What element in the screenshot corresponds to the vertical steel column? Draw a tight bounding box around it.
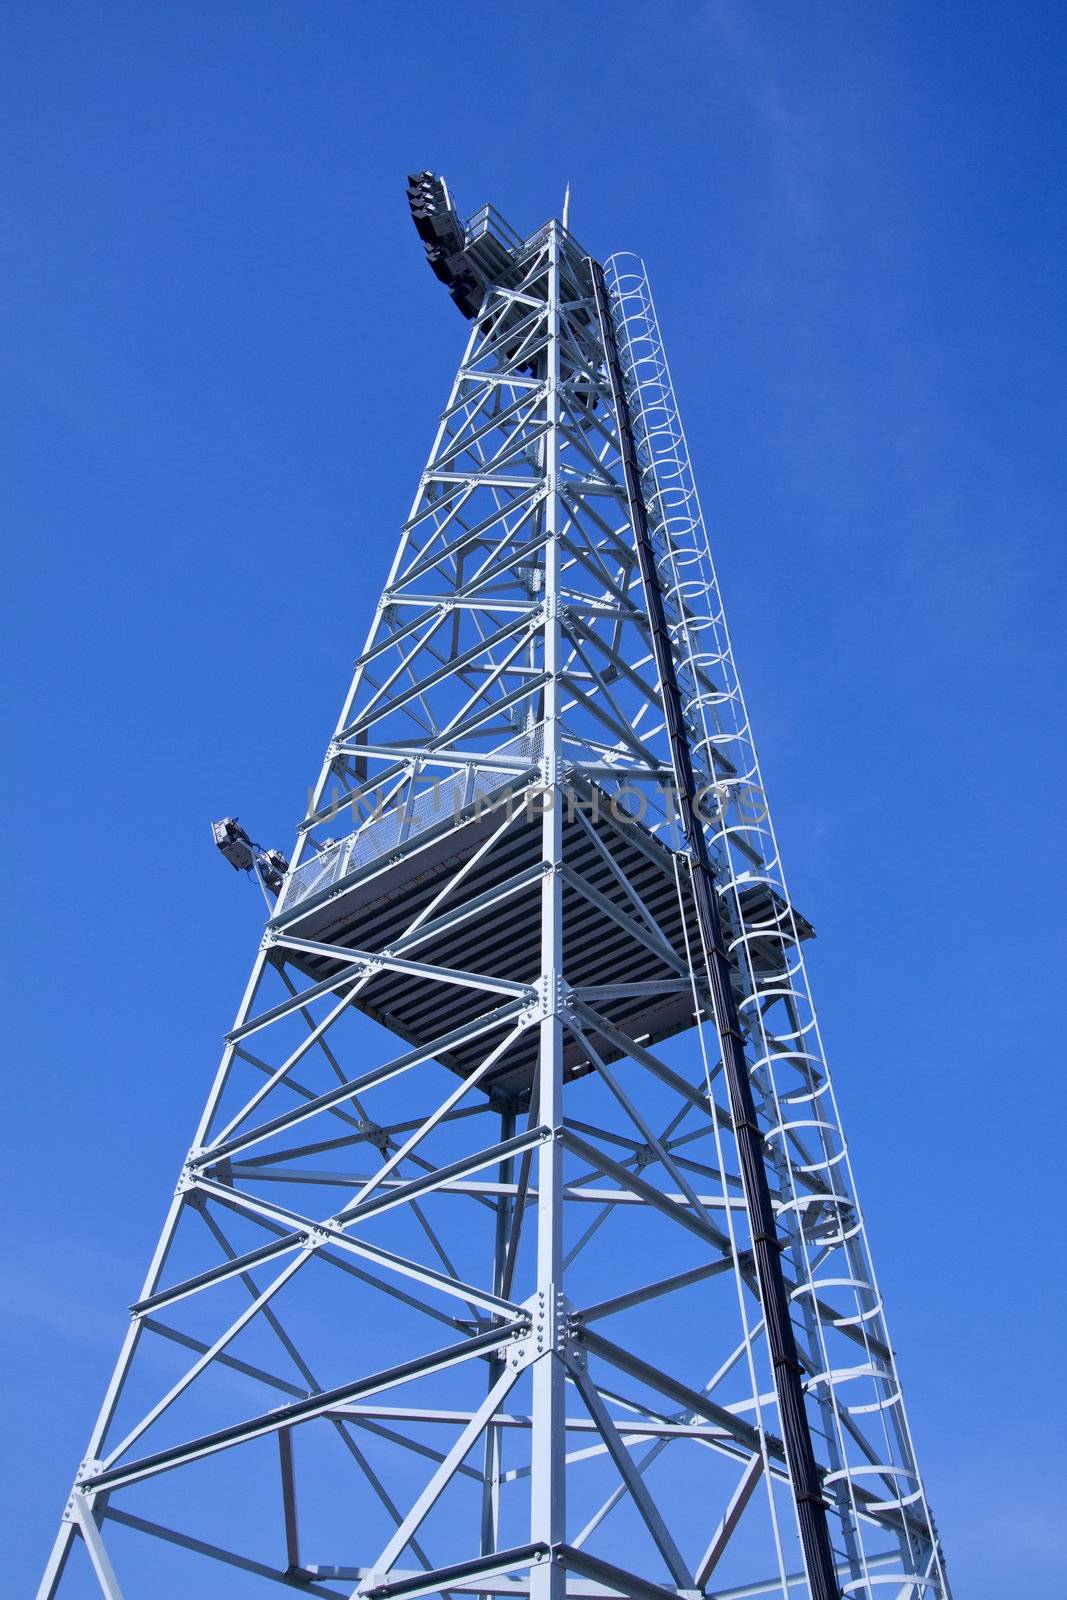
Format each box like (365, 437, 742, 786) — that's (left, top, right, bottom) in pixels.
(481, 1105, 516, 1560)
(591, 261, 842, 1600)
(529, 222, 566, 1599)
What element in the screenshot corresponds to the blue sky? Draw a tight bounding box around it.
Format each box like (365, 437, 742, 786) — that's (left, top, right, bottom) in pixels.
(3, 3, 1065, 1595)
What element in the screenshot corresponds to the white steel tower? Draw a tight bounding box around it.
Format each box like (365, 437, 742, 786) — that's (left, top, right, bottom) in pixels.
(39, 175, 951, 1600)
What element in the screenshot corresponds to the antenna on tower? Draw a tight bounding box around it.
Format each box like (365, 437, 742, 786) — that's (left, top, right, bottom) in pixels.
(562, 180, 571, 230)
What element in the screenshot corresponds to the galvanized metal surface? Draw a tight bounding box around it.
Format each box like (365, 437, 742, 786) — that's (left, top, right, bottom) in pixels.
(38, 199, 950, 1600)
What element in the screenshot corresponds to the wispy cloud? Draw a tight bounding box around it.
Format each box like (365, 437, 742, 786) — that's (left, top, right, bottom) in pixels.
(693, 0, 824, 243)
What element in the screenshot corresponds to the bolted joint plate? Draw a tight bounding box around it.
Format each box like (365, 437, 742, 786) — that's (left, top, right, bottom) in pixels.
(511, 1287, 584, 1369)
(175, 1164, 198, 1196)
(521, 974, 572, 1030)
(73, 1460, 103, 1496)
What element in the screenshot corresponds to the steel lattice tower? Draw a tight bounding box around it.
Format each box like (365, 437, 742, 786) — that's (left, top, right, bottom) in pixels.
(39, 176, 951, 1600)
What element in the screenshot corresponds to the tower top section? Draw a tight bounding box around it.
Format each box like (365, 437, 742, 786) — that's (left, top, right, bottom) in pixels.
(406, 169, 590, 316)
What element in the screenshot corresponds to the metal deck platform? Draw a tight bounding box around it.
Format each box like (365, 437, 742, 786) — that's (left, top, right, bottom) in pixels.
(270, 781, 812, 1101)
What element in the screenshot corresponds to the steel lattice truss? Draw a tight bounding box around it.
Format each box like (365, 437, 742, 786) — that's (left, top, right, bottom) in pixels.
(39, 200, 951, 1600)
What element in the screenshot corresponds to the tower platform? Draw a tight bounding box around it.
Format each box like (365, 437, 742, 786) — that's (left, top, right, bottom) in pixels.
(270, 778, 812, 1100)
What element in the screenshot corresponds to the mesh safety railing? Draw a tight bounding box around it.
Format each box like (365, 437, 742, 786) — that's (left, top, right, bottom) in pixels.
(279, 727, 544, 915)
